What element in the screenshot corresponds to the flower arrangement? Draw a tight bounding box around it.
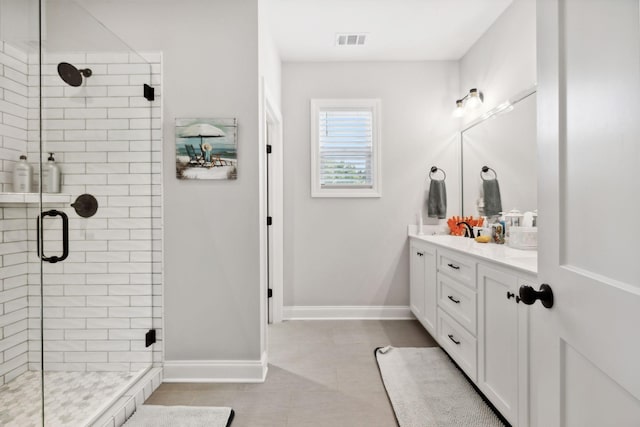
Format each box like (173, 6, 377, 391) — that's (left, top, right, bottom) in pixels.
(447, 216, 484, 236)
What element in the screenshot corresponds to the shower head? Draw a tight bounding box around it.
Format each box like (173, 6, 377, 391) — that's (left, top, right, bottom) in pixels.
(57, 62, 92, 87)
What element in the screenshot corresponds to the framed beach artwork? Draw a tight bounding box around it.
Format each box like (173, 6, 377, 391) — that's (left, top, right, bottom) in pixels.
(175, 118, 238, 180)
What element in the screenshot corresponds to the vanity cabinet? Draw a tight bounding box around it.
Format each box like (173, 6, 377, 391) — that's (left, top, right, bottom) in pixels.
(409, 234, 536, 427)
(409, 240, 437, 336)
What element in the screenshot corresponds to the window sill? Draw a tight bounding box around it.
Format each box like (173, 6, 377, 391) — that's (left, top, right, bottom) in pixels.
(311, 188, 381, 198)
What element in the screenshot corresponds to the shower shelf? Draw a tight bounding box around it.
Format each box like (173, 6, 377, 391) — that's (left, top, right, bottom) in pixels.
(0, 192, 73, 205)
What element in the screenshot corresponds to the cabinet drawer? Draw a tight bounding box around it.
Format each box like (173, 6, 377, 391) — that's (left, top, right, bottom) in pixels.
(438, 308, 477, 382)
(438, 273, 477, 335)
(437, 248, 476, 288)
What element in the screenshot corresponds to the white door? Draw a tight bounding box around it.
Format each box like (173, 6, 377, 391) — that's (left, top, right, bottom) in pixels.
(266, 122, 274, 324)
(532, 1, 640, 426)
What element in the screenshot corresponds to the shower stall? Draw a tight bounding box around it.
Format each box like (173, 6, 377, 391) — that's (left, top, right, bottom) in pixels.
(0, 1, 162, 426)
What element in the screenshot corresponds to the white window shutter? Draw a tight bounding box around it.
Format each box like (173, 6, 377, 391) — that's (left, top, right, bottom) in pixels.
(310, 99, 381, 198)
(318, 110, 373, 188)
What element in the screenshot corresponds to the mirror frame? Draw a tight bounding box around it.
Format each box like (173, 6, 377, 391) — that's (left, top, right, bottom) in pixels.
(459, 85, 537, 217)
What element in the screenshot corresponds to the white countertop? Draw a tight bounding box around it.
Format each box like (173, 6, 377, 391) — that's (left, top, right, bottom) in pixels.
(409, 228, 538, 275)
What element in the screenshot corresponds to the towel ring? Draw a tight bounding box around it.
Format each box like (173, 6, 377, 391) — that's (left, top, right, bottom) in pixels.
(429, 166, 446, 181)
(480, 166, 497, 181)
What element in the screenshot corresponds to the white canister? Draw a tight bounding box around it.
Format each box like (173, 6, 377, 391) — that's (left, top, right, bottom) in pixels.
(13, 155, 33, 193)
(504, 209, 524, 227)
(508, 226, 538, 250)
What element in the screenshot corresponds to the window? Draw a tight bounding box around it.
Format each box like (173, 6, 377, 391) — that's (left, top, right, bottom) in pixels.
(310, 99, 381, 197)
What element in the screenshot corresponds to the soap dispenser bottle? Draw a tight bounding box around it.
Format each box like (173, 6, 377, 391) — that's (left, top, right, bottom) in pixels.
(42, 152, 61, 193)
(13, 155, 33, 192)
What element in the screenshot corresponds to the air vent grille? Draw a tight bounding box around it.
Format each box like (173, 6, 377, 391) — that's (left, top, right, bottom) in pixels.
(336, 33, 367, 46)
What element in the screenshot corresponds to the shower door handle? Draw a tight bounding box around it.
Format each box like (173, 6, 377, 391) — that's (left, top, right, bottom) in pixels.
(37, 210, 69, 263)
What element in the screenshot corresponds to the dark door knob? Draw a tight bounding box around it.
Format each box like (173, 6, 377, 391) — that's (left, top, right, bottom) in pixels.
(518, 284, 554, 308)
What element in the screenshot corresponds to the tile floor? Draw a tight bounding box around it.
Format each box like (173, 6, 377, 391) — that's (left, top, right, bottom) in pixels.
(146, 320, 438, 427)
(0, 370, 140, 427)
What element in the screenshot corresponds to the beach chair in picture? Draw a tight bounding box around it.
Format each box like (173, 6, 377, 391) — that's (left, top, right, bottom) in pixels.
(210, 154, 228, 167)
(185, 144, 205, 166)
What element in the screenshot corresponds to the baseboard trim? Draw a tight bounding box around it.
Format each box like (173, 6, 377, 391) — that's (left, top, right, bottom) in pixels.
(283, 305, 414, 320)
(162, 351, 268, 383)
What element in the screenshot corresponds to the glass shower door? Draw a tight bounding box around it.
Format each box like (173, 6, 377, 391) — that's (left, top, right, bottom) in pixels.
(37, 1, 158, 425)
(0, 1, 44, 426)
(0, 1, 159, 423)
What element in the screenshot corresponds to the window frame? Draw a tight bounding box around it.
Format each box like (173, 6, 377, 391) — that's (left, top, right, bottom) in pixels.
(310, 98, 382, 198)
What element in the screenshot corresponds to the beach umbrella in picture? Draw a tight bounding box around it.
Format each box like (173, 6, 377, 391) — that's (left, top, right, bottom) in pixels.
(180, 123, 226, 162)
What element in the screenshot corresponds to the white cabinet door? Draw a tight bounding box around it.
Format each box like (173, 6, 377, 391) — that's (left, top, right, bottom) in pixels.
(533, 1, 640, 425)
(422, 244, 437, 335)
(409, 241, 426, 322)
(478, 265, 520, 426)
(409, 240, 436, 335)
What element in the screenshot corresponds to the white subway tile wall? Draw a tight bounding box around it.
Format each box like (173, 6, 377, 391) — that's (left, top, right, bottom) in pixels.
(0, 43, 163, 385)
(0, 41, 30, 387)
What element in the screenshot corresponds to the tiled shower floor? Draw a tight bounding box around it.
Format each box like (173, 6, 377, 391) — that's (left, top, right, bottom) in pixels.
(0, 370, 141, 427)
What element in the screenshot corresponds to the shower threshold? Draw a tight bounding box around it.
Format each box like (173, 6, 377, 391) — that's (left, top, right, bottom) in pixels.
(0, 369, 145, 427)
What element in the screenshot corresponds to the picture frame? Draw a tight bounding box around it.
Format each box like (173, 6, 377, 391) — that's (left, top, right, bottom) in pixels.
(175, 118, 238, 180)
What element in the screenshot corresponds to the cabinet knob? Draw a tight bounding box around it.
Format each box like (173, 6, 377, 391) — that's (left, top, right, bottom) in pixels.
(507, 291, 515, 299)
(518, 284, 554, 309)
(417, 252, 424, 257)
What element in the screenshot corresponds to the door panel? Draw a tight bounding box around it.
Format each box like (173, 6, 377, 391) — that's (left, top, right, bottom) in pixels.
(562, 341, 640, 426)
(534, 1, 640, 426)
(560, 0, 640, 284)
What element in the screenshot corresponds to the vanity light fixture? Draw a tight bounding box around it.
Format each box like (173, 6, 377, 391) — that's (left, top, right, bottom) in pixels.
(453, 88, 484, 117)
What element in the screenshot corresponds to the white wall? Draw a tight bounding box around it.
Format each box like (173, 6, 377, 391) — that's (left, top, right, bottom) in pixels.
(282, 61, 458, 308)
(80, 0, 263, 366)
(258, 0, 282, 108)
(0, 0, 38, 53)
(459, 0, 536, 124)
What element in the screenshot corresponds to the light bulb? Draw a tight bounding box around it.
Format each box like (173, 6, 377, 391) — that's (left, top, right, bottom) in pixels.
(466, 88, 483, 109)
(452, 100, 465, 117)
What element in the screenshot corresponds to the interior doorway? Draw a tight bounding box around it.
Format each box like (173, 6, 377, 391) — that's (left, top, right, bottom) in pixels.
(264, 89, 284, 325)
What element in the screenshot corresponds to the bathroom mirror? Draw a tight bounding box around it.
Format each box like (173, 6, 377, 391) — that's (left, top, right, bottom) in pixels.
(461, 88, 537, 217)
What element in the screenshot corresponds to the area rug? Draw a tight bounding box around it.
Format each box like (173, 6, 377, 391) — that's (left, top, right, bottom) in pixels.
(124, 405, 234, 427)
(374, 346, 506, 427)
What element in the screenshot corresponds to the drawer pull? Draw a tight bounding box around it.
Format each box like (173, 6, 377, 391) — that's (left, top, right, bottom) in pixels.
(448, 334, 461, 345)
(447, 295, 461, 304)
(417, 252, 424, 257)
(447, 263, 460, 270)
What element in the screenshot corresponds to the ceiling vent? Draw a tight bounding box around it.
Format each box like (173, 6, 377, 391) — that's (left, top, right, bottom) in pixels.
(336, 33, 367, 46)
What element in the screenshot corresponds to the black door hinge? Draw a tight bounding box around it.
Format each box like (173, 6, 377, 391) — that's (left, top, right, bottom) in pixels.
(267, 216, 272, 226)
(145, 329, 156, 347)
(268, 289, 273, 298)
(266, 144, 272, 154)
(144, 84, 155, 101)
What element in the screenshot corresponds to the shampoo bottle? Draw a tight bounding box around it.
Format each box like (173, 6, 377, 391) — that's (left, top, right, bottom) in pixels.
(42, 152, 61, 193)
(13, 155, 32, 193)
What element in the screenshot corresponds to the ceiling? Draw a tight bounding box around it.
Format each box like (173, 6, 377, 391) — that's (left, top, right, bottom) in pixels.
(264, 0, 513, 62)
